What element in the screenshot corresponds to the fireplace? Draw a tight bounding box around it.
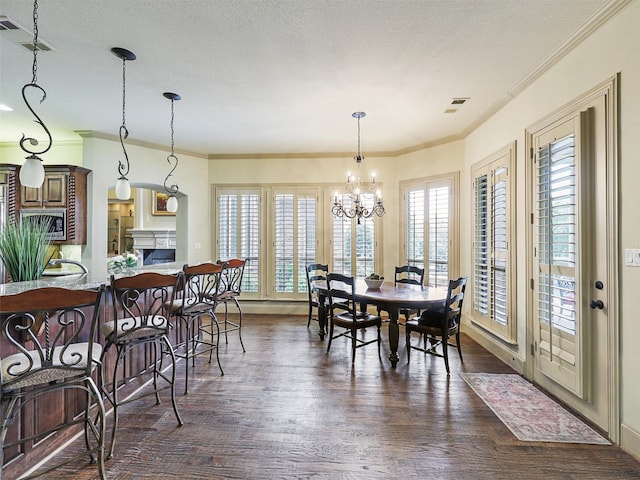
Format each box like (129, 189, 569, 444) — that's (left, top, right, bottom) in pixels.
(130, 229, 176, 266)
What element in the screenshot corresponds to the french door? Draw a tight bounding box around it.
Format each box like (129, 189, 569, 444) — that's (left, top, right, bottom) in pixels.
(527, 78, 618, 436)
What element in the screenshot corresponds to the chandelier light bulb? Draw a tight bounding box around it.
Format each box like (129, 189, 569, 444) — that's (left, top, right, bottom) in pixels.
(19, 157, 45, 188)
(166, 194, 178, 213)
(115, 177, 131, 200)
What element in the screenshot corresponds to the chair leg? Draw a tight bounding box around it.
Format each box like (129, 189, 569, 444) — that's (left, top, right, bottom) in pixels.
(307, 303, 313, 327)
(326, 319, 335, 352)
(455, 331, 463, 362)
(405, 327, 411, 363)
(442, 334, 451, 375)
(351, 326, 357, 363)
(210, 313, 224, 375)
(106, 346, 123, 459)
(84, 377, 107, 480)
(233, 298, 246, 352)
(162, 335, 184, 427)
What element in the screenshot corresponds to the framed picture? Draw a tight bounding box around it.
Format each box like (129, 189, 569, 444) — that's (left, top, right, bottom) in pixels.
(152, 191, 175, 216)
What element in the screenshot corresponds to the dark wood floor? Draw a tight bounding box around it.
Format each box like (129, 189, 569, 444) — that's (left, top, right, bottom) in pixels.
(32, 315, 640, 479)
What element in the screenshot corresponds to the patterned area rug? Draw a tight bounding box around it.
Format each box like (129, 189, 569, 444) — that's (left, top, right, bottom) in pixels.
(460, 373, 610, 444)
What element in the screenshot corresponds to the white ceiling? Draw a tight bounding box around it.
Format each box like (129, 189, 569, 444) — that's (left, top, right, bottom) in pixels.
(0, 0, 614, 157)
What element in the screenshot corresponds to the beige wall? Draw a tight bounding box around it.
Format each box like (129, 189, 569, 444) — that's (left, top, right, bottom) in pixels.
(463, 0, 640, 459)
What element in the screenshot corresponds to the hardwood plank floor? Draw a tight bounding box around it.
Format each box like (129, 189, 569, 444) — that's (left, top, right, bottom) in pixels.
(35, 315, 640, 479)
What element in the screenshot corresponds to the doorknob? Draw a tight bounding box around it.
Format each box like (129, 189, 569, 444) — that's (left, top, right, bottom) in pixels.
(590, 299, 604, 310)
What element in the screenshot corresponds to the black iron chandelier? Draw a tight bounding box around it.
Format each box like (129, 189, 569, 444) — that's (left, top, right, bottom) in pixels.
(162, 92, 181, 213)
(331, 112, 385, 224)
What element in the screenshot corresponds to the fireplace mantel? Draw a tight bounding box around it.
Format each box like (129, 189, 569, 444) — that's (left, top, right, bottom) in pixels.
(130, 229, 176, 250)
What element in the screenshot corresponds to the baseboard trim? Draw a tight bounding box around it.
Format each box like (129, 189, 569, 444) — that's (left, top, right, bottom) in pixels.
(621, 424, 640, 462)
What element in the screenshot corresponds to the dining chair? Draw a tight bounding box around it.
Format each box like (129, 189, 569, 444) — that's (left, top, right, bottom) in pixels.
(0, 285, 106, 480)
(216, 258, 247, 352)
(395, 265, 425, 322)
(305, 263, 329, 328)
(326, 273, 382, 363)
(166, 262, 225, 394)
(101, 271, 184, 458)
(405, 276, 468, 374)
(377, 265, 425, 322)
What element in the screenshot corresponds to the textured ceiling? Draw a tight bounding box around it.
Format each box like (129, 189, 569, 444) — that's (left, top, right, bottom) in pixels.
(0, 0, 615, 157)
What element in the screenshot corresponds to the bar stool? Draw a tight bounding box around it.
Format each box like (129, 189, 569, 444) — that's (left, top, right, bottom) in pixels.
(166, 262, 225, 394)
(0, 286, 106, 480)
(216, 258, 247, 352)
(100, 271, 184, 459)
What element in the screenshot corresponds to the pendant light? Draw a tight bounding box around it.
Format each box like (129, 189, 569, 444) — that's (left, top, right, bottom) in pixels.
(18, 0, 52, 188)
(111, 47, 136, 200)
(163, 92, 181, 213)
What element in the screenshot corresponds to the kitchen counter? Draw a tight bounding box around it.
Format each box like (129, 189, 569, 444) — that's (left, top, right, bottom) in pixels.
(0, 261, 185, 296)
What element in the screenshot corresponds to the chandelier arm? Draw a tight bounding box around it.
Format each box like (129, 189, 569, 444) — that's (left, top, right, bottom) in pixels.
(19, 83, 52, 158)
(163, 154, 179, 195)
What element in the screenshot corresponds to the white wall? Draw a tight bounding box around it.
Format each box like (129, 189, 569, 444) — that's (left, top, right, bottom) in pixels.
(463, 0, 640, 458)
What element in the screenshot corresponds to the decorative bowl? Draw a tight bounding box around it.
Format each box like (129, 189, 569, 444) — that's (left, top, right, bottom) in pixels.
(364, 278, 384, 289)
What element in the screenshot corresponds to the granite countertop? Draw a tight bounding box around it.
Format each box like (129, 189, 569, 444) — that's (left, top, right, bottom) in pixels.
(0, 261, 185, 296)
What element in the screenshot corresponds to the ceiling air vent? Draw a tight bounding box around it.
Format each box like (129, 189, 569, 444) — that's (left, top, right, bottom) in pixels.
(451, 98, 469, 105)
(0, 16, 55, 51)
(444, 109, 458, 114)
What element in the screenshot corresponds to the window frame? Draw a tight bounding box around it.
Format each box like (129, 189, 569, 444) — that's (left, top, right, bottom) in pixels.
(470, 142, 517, 343)
(400, 172, 459, 287)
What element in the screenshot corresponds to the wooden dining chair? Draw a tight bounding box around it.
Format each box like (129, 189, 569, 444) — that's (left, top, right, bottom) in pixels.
(0, 285, 106, 479)
(305, 263, 329, 328)
(405, 276, 467, 374)
(100, 271, 184, 459)
(326, 273, 382, 363)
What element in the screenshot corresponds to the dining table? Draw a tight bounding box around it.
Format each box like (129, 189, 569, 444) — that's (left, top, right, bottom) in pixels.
(313, 278, 448, 367)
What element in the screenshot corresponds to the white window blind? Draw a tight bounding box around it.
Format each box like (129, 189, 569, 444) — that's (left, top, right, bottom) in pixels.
(332, 192, 376, 276)
(402, 176, 456, 287)
(471, 144, 515, 341)
(217, 189, 260, 293)
(273, 191, 317, 295)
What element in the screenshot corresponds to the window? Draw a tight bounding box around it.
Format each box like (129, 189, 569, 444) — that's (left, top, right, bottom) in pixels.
(471, 143, 515, 342)
(272, 188, 318, 298)
(215, 188, 261, 295)
(401, 173, 458, 287)
(331, 192, 379, 277)
(215, 184, 370, 301)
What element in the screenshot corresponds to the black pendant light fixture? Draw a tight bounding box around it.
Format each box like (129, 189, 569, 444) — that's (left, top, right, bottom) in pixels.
(18, 0, 52, 188)
(162, 92, 181, 213)
(111, 47, 136, 200)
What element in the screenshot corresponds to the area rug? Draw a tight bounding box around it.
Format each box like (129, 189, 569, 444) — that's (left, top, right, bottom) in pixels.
(459, 373, 610, 444)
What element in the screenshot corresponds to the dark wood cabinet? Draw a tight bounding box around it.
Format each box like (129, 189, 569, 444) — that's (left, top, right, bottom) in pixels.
(18, 164, 90, 245)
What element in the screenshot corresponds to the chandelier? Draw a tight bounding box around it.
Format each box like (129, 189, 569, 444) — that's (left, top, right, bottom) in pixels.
(332, 112, 385, 224)
(162, 92, 181, 213)
(18, 0, 52, 188)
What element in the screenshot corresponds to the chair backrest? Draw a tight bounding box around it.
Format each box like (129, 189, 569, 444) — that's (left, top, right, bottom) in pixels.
(110, 271, 183, 338)
(306, 263, 329, 301)
(217, 258, 247, 298)
(181, 262, 225, 314)
(0, 285, 105, 391)
(395, 265, 425, 286)
(444, 276, 468, 328)
(326, 272, 356, 318)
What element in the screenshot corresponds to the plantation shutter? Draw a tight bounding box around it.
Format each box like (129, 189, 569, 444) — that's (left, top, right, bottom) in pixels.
(534, 128, 581, 393)
(471, 144, 514, 341)
(217, 189, 260, 294)
(331, 192, 376, 276)
(273, 191, 317, 296)
(427, 185, 449, 287)
(406, 189, 425, 268)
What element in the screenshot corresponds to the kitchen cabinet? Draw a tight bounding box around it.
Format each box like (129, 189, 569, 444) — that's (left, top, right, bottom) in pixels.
(18, 165, 90, 245)
(108, 200, 134, 255)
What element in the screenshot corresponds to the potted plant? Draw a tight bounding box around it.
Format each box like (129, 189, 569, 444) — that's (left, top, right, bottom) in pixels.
(365, 272, 385, 289)
(0, 216, 53, 282)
